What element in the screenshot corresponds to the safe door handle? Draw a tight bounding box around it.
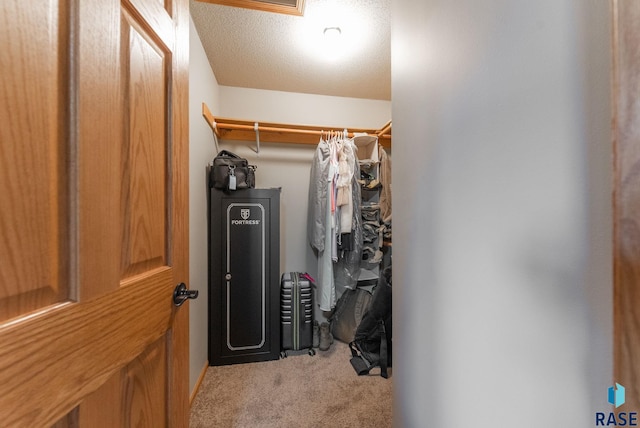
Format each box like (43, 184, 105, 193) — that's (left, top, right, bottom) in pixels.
(173, 283, 199, 307)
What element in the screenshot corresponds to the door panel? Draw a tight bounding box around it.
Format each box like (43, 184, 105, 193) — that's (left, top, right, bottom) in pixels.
(123, 338, 168, 426)
(77, 0, 124, 299)
(79, 371, 124, 426)
(0, 0, 70, 322)
(612, 0, 640, 410)
(78, 335, 167, 426)
(226, 202, 267, 350)
(0, 271, 174, 426)
(0, 0, 190, 426)
(127, 0, 175, 51)
(121, 10, 169, 279)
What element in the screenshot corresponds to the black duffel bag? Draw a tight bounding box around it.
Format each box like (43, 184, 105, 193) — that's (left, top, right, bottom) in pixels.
(210, 150, 256, 191)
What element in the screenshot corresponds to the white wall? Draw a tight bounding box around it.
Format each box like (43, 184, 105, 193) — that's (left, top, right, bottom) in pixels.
(391, 1, 612, 427)
(218, 86, 391, 128)
(188, 15, 220, 394)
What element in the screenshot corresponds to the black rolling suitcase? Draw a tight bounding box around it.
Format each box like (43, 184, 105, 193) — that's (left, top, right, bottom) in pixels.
(280, 272, 315, 357)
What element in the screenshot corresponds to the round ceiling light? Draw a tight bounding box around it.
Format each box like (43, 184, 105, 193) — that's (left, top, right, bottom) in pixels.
(323, 26, 342, 39)
(295, 1, 369, 64)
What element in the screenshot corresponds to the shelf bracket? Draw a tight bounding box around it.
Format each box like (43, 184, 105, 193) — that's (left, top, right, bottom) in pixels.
(254, 122, 260, 155)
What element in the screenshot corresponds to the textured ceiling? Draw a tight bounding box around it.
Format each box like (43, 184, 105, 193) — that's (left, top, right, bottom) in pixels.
(190, 0, 391, 100)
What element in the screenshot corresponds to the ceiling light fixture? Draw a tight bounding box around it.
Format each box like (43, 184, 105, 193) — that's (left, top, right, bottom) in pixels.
(323, 26, 342, 40)
(295, 1, 368, 64)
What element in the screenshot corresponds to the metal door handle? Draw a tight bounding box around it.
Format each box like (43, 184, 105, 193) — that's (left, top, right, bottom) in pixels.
(173, 283, 199, 307)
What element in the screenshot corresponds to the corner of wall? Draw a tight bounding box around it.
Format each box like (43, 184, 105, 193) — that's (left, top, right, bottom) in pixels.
(188, 13, 220, 397)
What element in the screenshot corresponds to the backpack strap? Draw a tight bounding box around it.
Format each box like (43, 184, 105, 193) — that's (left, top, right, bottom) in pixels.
(348, 341, 359, 358)
(349, 341, 372, 375)
(378, 319, 388, 379)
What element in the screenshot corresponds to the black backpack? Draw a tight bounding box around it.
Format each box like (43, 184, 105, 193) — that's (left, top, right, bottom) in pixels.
(349, 266, 392, 378)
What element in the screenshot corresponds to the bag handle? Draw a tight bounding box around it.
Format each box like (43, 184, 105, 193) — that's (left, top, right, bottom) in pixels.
(216, 150, 242, 159)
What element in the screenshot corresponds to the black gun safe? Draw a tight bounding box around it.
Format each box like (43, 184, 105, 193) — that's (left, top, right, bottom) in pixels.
(208, 188, 281, 365)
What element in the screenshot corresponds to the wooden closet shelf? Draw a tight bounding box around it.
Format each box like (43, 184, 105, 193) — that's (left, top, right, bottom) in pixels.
(202, 102, 391, 148)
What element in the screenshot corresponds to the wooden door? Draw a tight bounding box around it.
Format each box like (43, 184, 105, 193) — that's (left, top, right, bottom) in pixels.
(0, 0, 190, 426)
(612, 0, 640, 410)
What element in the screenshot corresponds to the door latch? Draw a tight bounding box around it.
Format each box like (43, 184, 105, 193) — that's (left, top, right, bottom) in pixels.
(173, 283, 198, 307)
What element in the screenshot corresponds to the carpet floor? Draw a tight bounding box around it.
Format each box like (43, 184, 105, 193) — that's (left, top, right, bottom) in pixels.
(190, 341, 392, 427)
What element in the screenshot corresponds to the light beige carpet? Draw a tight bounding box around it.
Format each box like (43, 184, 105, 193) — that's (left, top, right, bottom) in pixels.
(190, 341, 392, 428)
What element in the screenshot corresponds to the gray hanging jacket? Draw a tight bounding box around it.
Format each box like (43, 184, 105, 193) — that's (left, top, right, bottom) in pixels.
(308, 138, 363, 299)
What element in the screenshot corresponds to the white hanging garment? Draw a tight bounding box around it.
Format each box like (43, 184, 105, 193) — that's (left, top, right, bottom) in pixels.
(337, 138, 356, 234)
(313, 134, 338, 311)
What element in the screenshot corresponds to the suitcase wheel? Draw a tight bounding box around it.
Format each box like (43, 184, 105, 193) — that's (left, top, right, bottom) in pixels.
(280, 351, 287, 359)
(308, 349, 316, 356)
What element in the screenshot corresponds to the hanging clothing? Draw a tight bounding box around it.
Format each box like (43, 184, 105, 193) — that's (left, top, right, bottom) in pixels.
(378, 145, 392, 223)
(308, 138, 330, 254)
(337, 139, 356, 234)
(308, 133, 362, 311)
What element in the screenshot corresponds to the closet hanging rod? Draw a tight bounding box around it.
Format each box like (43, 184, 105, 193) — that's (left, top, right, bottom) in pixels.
(202, 102, 391, 148)
(377, 120, 392, 138)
